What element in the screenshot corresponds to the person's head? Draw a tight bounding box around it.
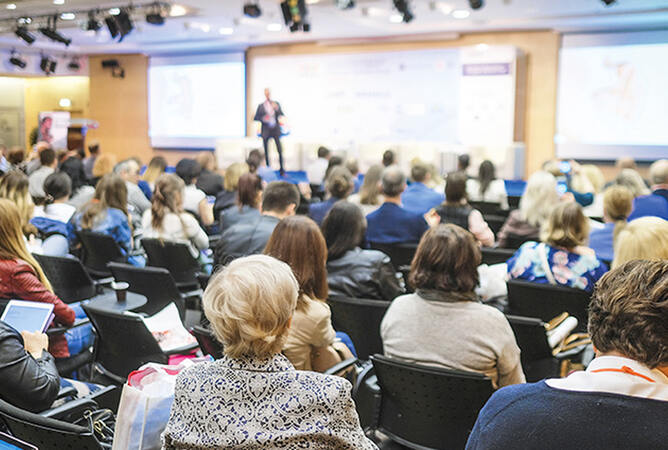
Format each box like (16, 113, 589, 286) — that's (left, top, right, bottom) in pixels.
(39, 148, 57, 168)
(0, 170, 35, 235)
(477, 160, 496, 196)
(445, 171, 468, 204)
(237, 173, 263, 210)
(325, 166, 354, 200)
(324, 155, 343, 181)
(345, 158, 359, 176)
(381, 166, 406, 198)
(175, 158, 202, 186)
(616, 156, 636, 171)
(151, 173, 185, 231)
(588, 259, 667, 369)
(43, 172, 72, 204)
(88, 141, 100, 156)
(195, 151, 217, 172)
(410, 161, 430, 184)
(541, 159, 563, 178)
(224, 162, 249, 191)
(457, 154, 470, 172)
(7, 147, 25, 165)
(613, 217, 668, 269)
(382, 150, 396, 167)
(540, 202, 589, 250)
(114, 159, 140, 184)
(261, 181, 300, 218)
(317, 146, 331, 160)
(81, 173, 128, 230)
(321, 201, 366, 261)
(649, 159, 668, 189)
(613, 169, 650, 198)
(203, 254, 298, 359)
(142, 156, 167, 184)
(264, 88, 271, 100)
(359, 164, 384, 205)
(59, 156, 86, 193)
(92, 153, 117, 180)
(246, 150, 264, 174)
(264, 215, 328, 309)
(602, 185, 633, 242)
(0, 199, 52, 292)
(579, 164, 605, 194)
(519, 171, 560, 227)
(409, 224, 481, 294)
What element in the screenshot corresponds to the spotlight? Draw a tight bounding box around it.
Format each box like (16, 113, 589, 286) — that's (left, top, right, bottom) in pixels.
(39, 16, 72, 46)
(105, 15, 119, 38)
(243, 2, 262, 18)
(9, 51, 26, 69)
(336, 0, 355, 9)
(601, 0, 616, 5)
(393, 0, 414, 23)
(68, 57, 80, 71)
(115, 9, 134, 41)
(146, 3, 166, 25)
(15, 25, 36, 44)
(86, 11, 102, 31)
(40, 55, 57, 75)
(281, 0, 309, 32)
(468, 0, 484, 9)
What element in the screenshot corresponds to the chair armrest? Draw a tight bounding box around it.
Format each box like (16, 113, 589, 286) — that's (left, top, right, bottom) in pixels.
(40, 398, 98, 420)
(93, 363, 127, 386)
(57, 386, 77, 400)
(180, 289, 204, 300)
(46, 318, 91, 336)
(164, 342, 199, 357)
(88, 386, 121, 414)
(324, 357, 357, 376)
(94, 277, 115, 286)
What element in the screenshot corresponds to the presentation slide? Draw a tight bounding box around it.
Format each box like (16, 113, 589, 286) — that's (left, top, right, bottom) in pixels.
(149, 54, 245, 148)
(556, 32, 668, 160)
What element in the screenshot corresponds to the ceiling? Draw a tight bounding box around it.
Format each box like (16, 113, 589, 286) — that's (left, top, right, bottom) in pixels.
(0, 0, 667, 55)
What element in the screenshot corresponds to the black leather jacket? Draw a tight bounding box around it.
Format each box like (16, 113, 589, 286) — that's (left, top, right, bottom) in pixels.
(214, 215, 280, 266)
(327, 247, 405, 301)
(0, 321, 60, 412)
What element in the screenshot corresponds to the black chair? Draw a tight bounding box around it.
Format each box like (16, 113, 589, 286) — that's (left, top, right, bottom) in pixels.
(368, 242, 417, 272)
(77, 230, 127, 279)
(328, 297, 391, 360)
(370, 354, 494, 450)
(503, 233, 533, 250)
(506, 315, 561, 382)
(108, 262, 187, 319)
(484, 214, 507, 235)
(469, 201, 505, 217)
(190, 324, 224, 360)
(507, 280, 591, 332)
(507, 195, 521, 209)
(480, 247, 515, 265)
(33, 254, 99, 304)
(141, 238, 201, 290)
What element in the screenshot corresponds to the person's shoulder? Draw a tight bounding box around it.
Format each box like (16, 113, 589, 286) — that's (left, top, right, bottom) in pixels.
(294, 369, 353, 398)
(106, 207, 127, 220)
(479, 381, 548, 420)
(1, 258, 31, 274)
(359, 248, 390, 264)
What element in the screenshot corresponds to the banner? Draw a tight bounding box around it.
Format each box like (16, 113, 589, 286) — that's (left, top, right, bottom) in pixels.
(38, 111, 70, 149)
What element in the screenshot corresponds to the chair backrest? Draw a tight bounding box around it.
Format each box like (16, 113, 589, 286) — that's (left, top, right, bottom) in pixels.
(82, 304, 167, 378)
(507, 279, 591, 332)
(108, 262, 185, 318)
(0, 399, 102, 450)
(484, 214, 507, 235)
(505, 315, 553, 363)
(190, 325, 224, 360)
(368, 242, 417, 271)
(33, 254, 97, 303)
(507, 195, 521, 209)
(503, 233, 533, 250)
(480, 247, 515, 266)
(328, 297, 391, 360)
(371, 354, 494, 450)
(141, 238, 200, 288)
(77, 230, 126, 277)
(469, 201, 503, 216)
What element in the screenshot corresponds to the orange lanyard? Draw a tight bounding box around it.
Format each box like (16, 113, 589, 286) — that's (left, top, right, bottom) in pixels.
(591, 365, 655, 383)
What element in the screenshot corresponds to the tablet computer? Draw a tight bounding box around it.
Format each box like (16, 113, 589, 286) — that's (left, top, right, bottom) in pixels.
(0, 300, 55, 333)
(0, 432, 38, 450)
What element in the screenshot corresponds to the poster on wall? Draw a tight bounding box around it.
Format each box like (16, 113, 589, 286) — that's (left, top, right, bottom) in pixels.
(38, 111, 70, 149)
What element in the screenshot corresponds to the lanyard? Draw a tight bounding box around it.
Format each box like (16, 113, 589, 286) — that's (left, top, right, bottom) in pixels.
(591, 365, 655, 383)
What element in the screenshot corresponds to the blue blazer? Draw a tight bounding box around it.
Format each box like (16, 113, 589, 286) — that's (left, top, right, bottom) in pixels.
(401, 182, 445, 215)
(366, 202, 429, 244)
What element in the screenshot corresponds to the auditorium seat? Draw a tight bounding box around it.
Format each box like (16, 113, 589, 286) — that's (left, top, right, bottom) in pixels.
(77, 230, 128, 280)
(328, 297, 391, 360)
(33, 253, 100, 303)
(480, 247, 515, 265)
(141, 238, 202, 291)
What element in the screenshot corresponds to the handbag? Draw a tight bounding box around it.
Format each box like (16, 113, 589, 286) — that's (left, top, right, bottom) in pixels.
(75, 408, 115, 448)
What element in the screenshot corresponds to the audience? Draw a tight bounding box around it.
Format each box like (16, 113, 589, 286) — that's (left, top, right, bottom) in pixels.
(0, 170, 40, 253)
(246, 149, 277, 183)
(28, 147, 57, 200)
(82, 141, 100, 181)
(142, 174, 209, 260)
(174, 158, 214, 226)
(507, 202, 607, 292)
(194, 151, 224, 197)
(323, 155, 344, 183)
(467, 259, 668, 449)
(457, 154, 471, 176)
(345, 158, 362, 193)
(612, 168, 650, 198)
(612, 216, 668, 269)
(466, 160, 508, 209)
(213, 161, 248, 218)
(7, 146, 26, 172)
(162, 255, 375, 449)
(214, 181, 299, 265)
(382, 149, 396, 167)
(575, 164, 606, 218)
(308, 166, 355, 225)
(306, 146, 331, 186)
(322, 201, 404, 300)
(30, 172, 76, 256)
(139, 155, 168, 198)
(348, 163, 384, 215)
(89, 153, 117, 187)
(381, 224, 524, 388)
(627, 159, 668, 221)
(220, 172, 262, 229)
(264, 216, 354, 372)
(434, 172, 495, 247)
(58, 151, 88, 200)
(588, 185, 633, 263)
(114, 159, 151, 215)
(401, 161, 445, 215)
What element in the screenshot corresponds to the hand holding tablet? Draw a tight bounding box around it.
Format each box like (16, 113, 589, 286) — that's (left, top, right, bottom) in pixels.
(1, 300, 55, 334)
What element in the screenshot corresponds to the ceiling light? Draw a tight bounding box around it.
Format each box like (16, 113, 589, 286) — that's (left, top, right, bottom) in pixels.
(280, 0, 309, 32)
(336, 0, 355, 9)
(39, 16, 72, 46)
(169, 4, 187, 17)
(433, 2, 453, 15)
(105, 16, 119, 38)
(218, 27, 233, 35)
(243, 2, 262, 18)
(146, 3, 166, 25)
(67, 57, 80, 70)
(266, 23, 282, 31)
(15, 26, 36, 44)
(468, 0, 483, 10)
(53, 0, 65, 4)
(601, 0, 616, 5)
(452, 9, 470, 19)
(306, 0, 320, 4)
(40, 55, 57, 75)
(113, 9, 134, 42)
(59, 98, 71, 108)
(392, 0, 414, 23)
(9, 50, 26, 69)
(60, 12, 75, 20)
(108, 8, 121, 16)
(86, 11, 102, 31)
(6, 3, 16, 10)
(389, 14, 403, 23)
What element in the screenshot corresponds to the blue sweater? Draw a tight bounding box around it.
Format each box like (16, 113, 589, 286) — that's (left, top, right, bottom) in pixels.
(466, 381, 668, 449)
(400, 182, 445, 215)
(366, 202, 429, 244)
(628, 192, 668, 221)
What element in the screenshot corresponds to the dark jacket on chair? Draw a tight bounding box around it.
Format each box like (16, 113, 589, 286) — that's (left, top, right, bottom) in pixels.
(214, 215, 280, 266)
(327, 248, 404, 301)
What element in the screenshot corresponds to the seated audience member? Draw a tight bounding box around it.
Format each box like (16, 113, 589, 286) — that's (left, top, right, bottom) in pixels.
(434, 172, 495, 247)
(507, 202, 607, 292)
(322, 155, 344, 183)
(466, 160, 509, 209)
(246, 149, 277, 183)
(589, 186, 633, 263)
(467, 259, 668, 449)
(0, 199, 75, 359)
(213, 162, 248, 219)
(25, 142, 50, 176)
(142, 174, 208, 260)
(457, 154, 471, 176)
(28, 147, 57, 200)
(612, 216, 668, 269)
(401, 161, 445, 215)
(220, 173, 262, 229)
(69, 174, 141, 266)
(59, 151, 88, 195)
(114, 159, 151, 215)
(308, 166, 355, 225)
(306, 146, 331, 187)
(349, 164, 384, 216)
(574, 164, 606, 218)
(82, 141, 99, 181)
(195, 151, 224, 197)
(265, 216, 354, 372)
(30, 172, 76, 256)
(139, 155, 168, 199)
(7, 146, 26, 172)
(497, 171, 560, 248)
(175, 158, 214, 226)
(322, 201, 404, 300)
(89, 153, 117, 187)
(612, 168, 650, 198)
(366, 166, 435, 244)
(0, 170, 42, 253)
(627, 159, 668, 221)
(381, 224, 524, 389)
(346, 158, 362, 193)
(382, 149, 396, 167)
(214, 181, 299, 266)
(162, 255, 376, 449)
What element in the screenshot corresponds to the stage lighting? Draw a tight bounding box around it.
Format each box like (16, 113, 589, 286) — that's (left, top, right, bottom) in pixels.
(243, 2, 262, 18)
(9, 51, 26, 69)
(146, 3, 166, 25)
(393, 0, 414, 23)
(39, 16, 72, 46)
(281, 0, 309, 32)
(15, 26, 36, 44)
(40, 55, 57, 75)
(468, 0, 484, 10)
(68, 57, 80, 71)
(105, 15, 119, 38)
(601, 0, 616, 5)
(336, 0, 355, 9)
(115, 9, 134, 41)
(86, 11, 102, 31)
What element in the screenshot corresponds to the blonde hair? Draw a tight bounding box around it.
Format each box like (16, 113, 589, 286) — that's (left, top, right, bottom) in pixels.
(0, 199, 53, 292)
(649, 159, 668, 186)
(92, 153, 117, 179)
(142, 156, 167, 184)
(613, 217, 668, 269)
(541, 202, 589, 250)
(614, 169, 650, 198)
(520, 171, 560, 228)
(602, 185, 633, 242)
(0, 170, 36, 236)
(573, 165, 605, 194)
(203, 255, 299, 358)
(223, 162, 249, 192)
(151, 174, 185, 232)
(195, 152, 216, 172)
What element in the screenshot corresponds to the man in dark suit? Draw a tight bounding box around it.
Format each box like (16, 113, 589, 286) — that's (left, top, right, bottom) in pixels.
(254, 88, 285, 174)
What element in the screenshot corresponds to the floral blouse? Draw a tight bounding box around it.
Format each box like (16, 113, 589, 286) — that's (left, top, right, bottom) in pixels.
(506, 241, 608, 292)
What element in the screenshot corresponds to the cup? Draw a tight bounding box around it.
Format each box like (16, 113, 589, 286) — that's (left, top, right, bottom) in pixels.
(111, 281, 129, 302)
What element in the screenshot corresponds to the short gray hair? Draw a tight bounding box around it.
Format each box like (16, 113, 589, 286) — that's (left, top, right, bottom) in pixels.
(114, 159, 139, 175)
(650, 159, 668, 186)
(381, 166, 406, 197)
